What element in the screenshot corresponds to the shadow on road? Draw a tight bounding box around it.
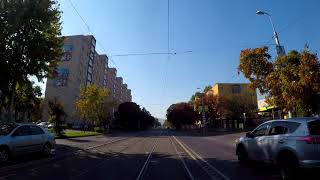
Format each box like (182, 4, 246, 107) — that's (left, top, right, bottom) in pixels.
(0, 132, 318, 180)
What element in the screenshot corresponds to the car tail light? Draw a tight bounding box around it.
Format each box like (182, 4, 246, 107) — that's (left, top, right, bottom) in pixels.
(299, 136, 320, 144)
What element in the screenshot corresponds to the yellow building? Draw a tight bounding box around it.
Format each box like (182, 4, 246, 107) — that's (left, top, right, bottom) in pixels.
(206, 83, 258, 108)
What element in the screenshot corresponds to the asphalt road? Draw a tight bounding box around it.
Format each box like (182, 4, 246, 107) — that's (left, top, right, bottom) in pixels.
(0, 129, 318, 180)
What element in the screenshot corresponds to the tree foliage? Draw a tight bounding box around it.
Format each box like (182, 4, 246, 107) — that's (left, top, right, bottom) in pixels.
(75, 84, 112, 126)
(238, 47, 273, 94)
(204, 86, 212, 93)
(114, 102, 156, 131)
(13, 80, 42, 122)
(238, 46, 320, 115)
(0, 0, 63, 119)
(48, 98, 66, 136)
(166, 103, 197, 130)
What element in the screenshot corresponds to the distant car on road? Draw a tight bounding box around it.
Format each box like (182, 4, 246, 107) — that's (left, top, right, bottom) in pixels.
(0, 123, 56, 164)
(236, 117, 320, 180)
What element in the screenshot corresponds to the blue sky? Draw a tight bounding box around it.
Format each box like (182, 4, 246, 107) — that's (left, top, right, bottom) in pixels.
(38, 0, 320, 120)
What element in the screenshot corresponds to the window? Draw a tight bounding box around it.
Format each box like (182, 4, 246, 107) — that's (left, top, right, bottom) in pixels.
(29, 126, 44, 135)
(89, 52, 94, 60)
(13, 126, 30, 136)
(88, 59, 93, 66)
(253, 123, 270, 137)
(91, 38, 96, 47)
(269, 125, 287, 135)
(88, 67, 92, 74)
(0, 124, 17, 136)
(87, 73, 92, 82)
(285, 122, 301, 133)
(308, 120, 320, 135)
(232, 85, 241, 94)
(90, 45, 95, 53)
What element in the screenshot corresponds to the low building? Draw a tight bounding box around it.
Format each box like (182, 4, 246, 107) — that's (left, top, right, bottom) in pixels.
(206, 83, 258, 108)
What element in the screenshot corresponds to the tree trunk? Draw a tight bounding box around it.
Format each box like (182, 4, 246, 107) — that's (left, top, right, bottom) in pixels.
(8, 81, 17, 122)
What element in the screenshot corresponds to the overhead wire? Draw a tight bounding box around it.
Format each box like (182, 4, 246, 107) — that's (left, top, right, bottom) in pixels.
(67, 0, 121, 75)
(162, 0, 170, 99)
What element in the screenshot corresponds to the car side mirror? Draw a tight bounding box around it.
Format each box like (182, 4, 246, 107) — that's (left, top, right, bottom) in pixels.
(246, 132, 254, 138)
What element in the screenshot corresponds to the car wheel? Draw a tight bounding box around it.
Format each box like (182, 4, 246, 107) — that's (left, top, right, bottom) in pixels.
(278, 153, 299, 180)
(237, 145, 248, 163)
(42, 143, 52, 156)
(0, 147, 9, 163)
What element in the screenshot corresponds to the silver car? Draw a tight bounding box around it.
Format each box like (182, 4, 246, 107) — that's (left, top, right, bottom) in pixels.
(236, 117, 320, 180)
(0, 123, 56, 163)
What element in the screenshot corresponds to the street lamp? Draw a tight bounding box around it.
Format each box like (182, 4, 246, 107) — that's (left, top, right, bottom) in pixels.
(256, 10, 285, 56)
(197, 88, 206, 136)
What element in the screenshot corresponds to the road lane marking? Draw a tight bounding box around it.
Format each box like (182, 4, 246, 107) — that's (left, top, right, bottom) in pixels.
(136, 131, 162, 180)
(169, 135, 195, 180)
(173, 136, 231, 180)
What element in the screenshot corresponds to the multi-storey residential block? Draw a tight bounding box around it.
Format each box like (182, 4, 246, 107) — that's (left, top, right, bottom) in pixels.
(115, 77, 123, 104)
(44, 35, 131, 125)
(106, 68, 117, 98)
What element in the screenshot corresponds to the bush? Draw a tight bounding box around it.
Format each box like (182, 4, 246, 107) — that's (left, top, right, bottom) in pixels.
(94, 126, 104, 133)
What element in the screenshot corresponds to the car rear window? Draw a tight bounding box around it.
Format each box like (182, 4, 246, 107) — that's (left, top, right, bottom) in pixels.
(308, 120, 320, 135)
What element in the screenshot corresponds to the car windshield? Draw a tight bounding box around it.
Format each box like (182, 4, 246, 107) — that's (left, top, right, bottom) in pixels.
(0, 124, 17, 136)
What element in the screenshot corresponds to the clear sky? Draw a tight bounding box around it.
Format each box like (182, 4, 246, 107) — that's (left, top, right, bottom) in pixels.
(38, 0, 320, 121)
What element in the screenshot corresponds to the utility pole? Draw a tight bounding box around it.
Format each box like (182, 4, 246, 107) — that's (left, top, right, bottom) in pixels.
(201, 93, 206, 136)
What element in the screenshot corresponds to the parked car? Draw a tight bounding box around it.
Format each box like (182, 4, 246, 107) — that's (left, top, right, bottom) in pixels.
(37, 122, 53, 129)
(236, 117, 320, 180)
(0, 123, 56, 163)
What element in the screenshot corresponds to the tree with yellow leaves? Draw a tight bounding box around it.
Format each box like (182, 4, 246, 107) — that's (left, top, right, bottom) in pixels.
(75, 84, 113, 127)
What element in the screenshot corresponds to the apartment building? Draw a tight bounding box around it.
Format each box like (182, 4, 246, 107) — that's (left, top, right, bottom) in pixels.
(44, 35, 132, 125)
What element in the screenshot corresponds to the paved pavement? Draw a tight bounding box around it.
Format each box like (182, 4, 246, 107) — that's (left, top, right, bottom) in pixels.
(0, 129, 318, 180)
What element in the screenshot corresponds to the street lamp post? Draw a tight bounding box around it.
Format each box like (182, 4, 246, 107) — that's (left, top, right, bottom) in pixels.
(197, 88, 206, 136)
(256, 10, 291, 118)
(256, 10, 286, 56)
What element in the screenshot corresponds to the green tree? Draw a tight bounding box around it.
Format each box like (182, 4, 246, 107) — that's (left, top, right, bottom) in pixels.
(13, 80, 42, 122)
(189, 92, 202, 104)
(48, 98, 66, 136)
(0, 0, 63, 119)
(166, 103, 196, 130)
(204, 86, 212, 93)
(238, 46, 320, 116)
(75, 84, 112, 128)
(114, 102, 156, 131)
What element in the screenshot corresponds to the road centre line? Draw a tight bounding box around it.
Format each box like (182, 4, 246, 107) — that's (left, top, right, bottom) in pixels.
(173, 136, 230, 180)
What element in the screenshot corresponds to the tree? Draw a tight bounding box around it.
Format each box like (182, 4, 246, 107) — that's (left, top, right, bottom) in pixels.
(223, 94, 257, 119)
(166, 103, 197, 130)
(189, 92, 202, 104)
(13, 80, 42, 122)
(204, 86, 212, 93)
(114, 102, 156, 131)
(75, 84, 112, 127)
(48, 98, 66, 136)
(239, 46, 320, 116)
(0, 0, 63, 119)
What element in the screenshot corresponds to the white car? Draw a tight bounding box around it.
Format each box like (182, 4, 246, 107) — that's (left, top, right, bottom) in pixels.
(37, 122, 53, 129)
(0, 123, 56, 163)
(236, 117, 320, 180)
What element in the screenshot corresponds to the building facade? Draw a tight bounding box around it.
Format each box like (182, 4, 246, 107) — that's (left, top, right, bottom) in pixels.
(206, 83, 258, 108)
(44, 35, 132, 125)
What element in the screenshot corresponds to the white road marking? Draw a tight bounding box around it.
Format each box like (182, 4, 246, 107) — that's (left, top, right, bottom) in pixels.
(173, 136, 231, 180)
